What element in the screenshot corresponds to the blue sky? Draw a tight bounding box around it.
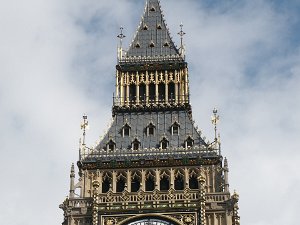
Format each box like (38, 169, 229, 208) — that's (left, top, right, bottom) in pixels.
(0, 0, 299, 225)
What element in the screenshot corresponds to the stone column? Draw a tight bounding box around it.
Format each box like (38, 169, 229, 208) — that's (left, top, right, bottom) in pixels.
(146, 71, 149, 104)
(165, 70, 168, 103)
(127, 170, 131, 192)
(170, 169, 175, 189)
(136, 72, 140, 105)
(69, 163, 75, 198)
(141, 170, 146, 191)
(155, 169, 160, 190)
(92, 180, 100, 225)
(112, 171, 117, 193)
(155, 71, 159, 104)
(199, 175, 207, 225)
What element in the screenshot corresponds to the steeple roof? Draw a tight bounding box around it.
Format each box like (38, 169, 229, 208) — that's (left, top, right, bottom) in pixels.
(124, 0, 181, 61)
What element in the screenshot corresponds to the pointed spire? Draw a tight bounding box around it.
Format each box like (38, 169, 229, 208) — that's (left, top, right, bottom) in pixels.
(69, 163, 75, 198)
(124, 0, 181, 61)
(224, 158, 229, 192)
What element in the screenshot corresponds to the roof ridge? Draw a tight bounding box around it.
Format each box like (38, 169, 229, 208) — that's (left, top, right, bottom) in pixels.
(123, 0, 181, 62)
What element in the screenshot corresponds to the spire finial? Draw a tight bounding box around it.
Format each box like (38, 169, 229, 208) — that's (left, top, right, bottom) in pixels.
(211, 108, 220, 142)
(117, 26, 126, 59)
(178, 23, 186, 56)
(81, 114, 89, 146)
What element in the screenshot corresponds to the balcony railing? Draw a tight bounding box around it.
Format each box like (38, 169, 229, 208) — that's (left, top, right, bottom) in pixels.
(80, 145, 220, 162)
(113, 95, 190, 108)
(64, 191, 230, 212)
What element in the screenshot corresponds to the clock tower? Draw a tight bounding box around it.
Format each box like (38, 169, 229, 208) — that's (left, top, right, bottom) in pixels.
(60, 1, 240, 225)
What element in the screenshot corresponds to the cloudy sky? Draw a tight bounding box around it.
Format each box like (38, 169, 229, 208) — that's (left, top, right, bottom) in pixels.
(1, 0, 299, 224)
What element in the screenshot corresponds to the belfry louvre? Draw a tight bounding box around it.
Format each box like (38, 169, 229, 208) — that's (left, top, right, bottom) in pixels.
(60, 1, 240, 225)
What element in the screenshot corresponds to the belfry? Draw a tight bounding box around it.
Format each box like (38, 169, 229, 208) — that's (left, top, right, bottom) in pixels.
(60, 1, 240, 225)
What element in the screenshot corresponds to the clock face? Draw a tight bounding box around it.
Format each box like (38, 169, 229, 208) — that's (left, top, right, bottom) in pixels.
(127, 218, 174, 225)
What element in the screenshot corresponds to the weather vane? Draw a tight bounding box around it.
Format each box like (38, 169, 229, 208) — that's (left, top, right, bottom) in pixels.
(211, 108, 220, 142)
(178, 23, 186, 55)
(81, 114, 89, 146)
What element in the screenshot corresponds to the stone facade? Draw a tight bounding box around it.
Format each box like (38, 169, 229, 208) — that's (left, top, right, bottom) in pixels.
(60, 1, 240, 225)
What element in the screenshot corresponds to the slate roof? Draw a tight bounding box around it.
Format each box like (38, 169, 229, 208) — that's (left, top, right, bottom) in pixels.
(124, 0, 180, 60)
(95, 110, 206, 151)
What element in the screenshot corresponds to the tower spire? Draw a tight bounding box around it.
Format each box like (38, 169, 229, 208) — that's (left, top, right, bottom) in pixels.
(69, 163, 75, 198)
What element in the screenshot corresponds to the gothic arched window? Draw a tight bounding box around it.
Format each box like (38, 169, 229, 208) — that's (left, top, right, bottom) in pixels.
(131, 171, 141, 192)
(106, 139, 116, 152)
(146, 171, 155, 191)
(158, 82, 165, 102)
(116, 173, 126, 193)
(102, 172, 112, 193)
(160, 171, 170, 191)
(174, 170, 184, 190)
(160, 137, 169, 150)
(185, 136, 194, 148)
(122, 123, 131, 137)
(147, 122, 156, 136)
(132, 138, 141, 150)
(189, 174, 199, 189)
(149, 83, 155, 102)
(168, 82, 175, 103)
(171, 121, 180, 136)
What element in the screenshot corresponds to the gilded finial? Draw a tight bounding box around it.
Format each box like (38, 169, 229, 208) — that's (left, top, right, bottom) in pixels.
(178, 23, 186, 56)
(211, 108, 220, 142)
(81, 114, 89, 146)
(117, 26, 126, 59)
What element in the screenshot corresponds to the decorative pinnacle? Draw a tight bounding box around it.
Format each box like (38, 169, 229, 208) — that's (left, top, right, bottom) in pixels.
(70, 163, 75, 178)
(211, 108, 220, 142)
(81, 114, 89, 146)
(117, 26, 126, 47)
(178, 23, 186, 55)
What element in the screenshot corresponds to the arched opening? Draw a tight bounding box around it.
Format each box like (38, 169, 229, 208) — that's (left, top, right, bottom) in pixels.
(168, 82, 175, 103)
(185, 136, 194, 148)
(122, 124, 131, 137)
(145, 171, 155, 191)
(149, 83, 155, 103)
(189, 175, 199, 189)
(129, 84, 136, 104)
(116, 174, 126, 192)
(160, 176, 170, 191)
(158, 83, 165, 102)
(132, 138, 140, 150)
(107, 140, 116, 152)
(131, 177, 140, 192)
(174, 176, 184, 190)
(102, 177, 111, 193)
(139, 83, 146, 103)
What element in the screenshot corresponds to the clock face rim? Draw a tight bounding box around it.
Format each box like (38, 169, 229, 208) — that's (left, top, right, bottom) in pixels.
(126, 218, 175, 225)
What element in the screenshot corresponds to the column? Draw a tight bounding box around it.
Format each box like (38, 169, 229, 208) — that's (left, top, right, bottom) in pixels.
(120, 73, 124, 105)
(184, 168, 189, 189)
(112, 171, 117, 193)
(170, 168, 175, 189)
(141, 170, 146, 191)
(127, 170, 131, 192)
(155, 169, 160, 190)
(126, 73, 130, 106)
(146, 71, 149, 104)
(155, 71, 159, 104)
(136, 72, 140, 105)
(165, 70, 168, 103)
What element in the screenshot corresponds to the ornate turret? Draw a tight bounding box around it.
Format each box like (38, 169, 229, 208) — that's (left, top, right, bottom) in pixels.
(114, 0, 189, 113)
(60, 1, 240, 225)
